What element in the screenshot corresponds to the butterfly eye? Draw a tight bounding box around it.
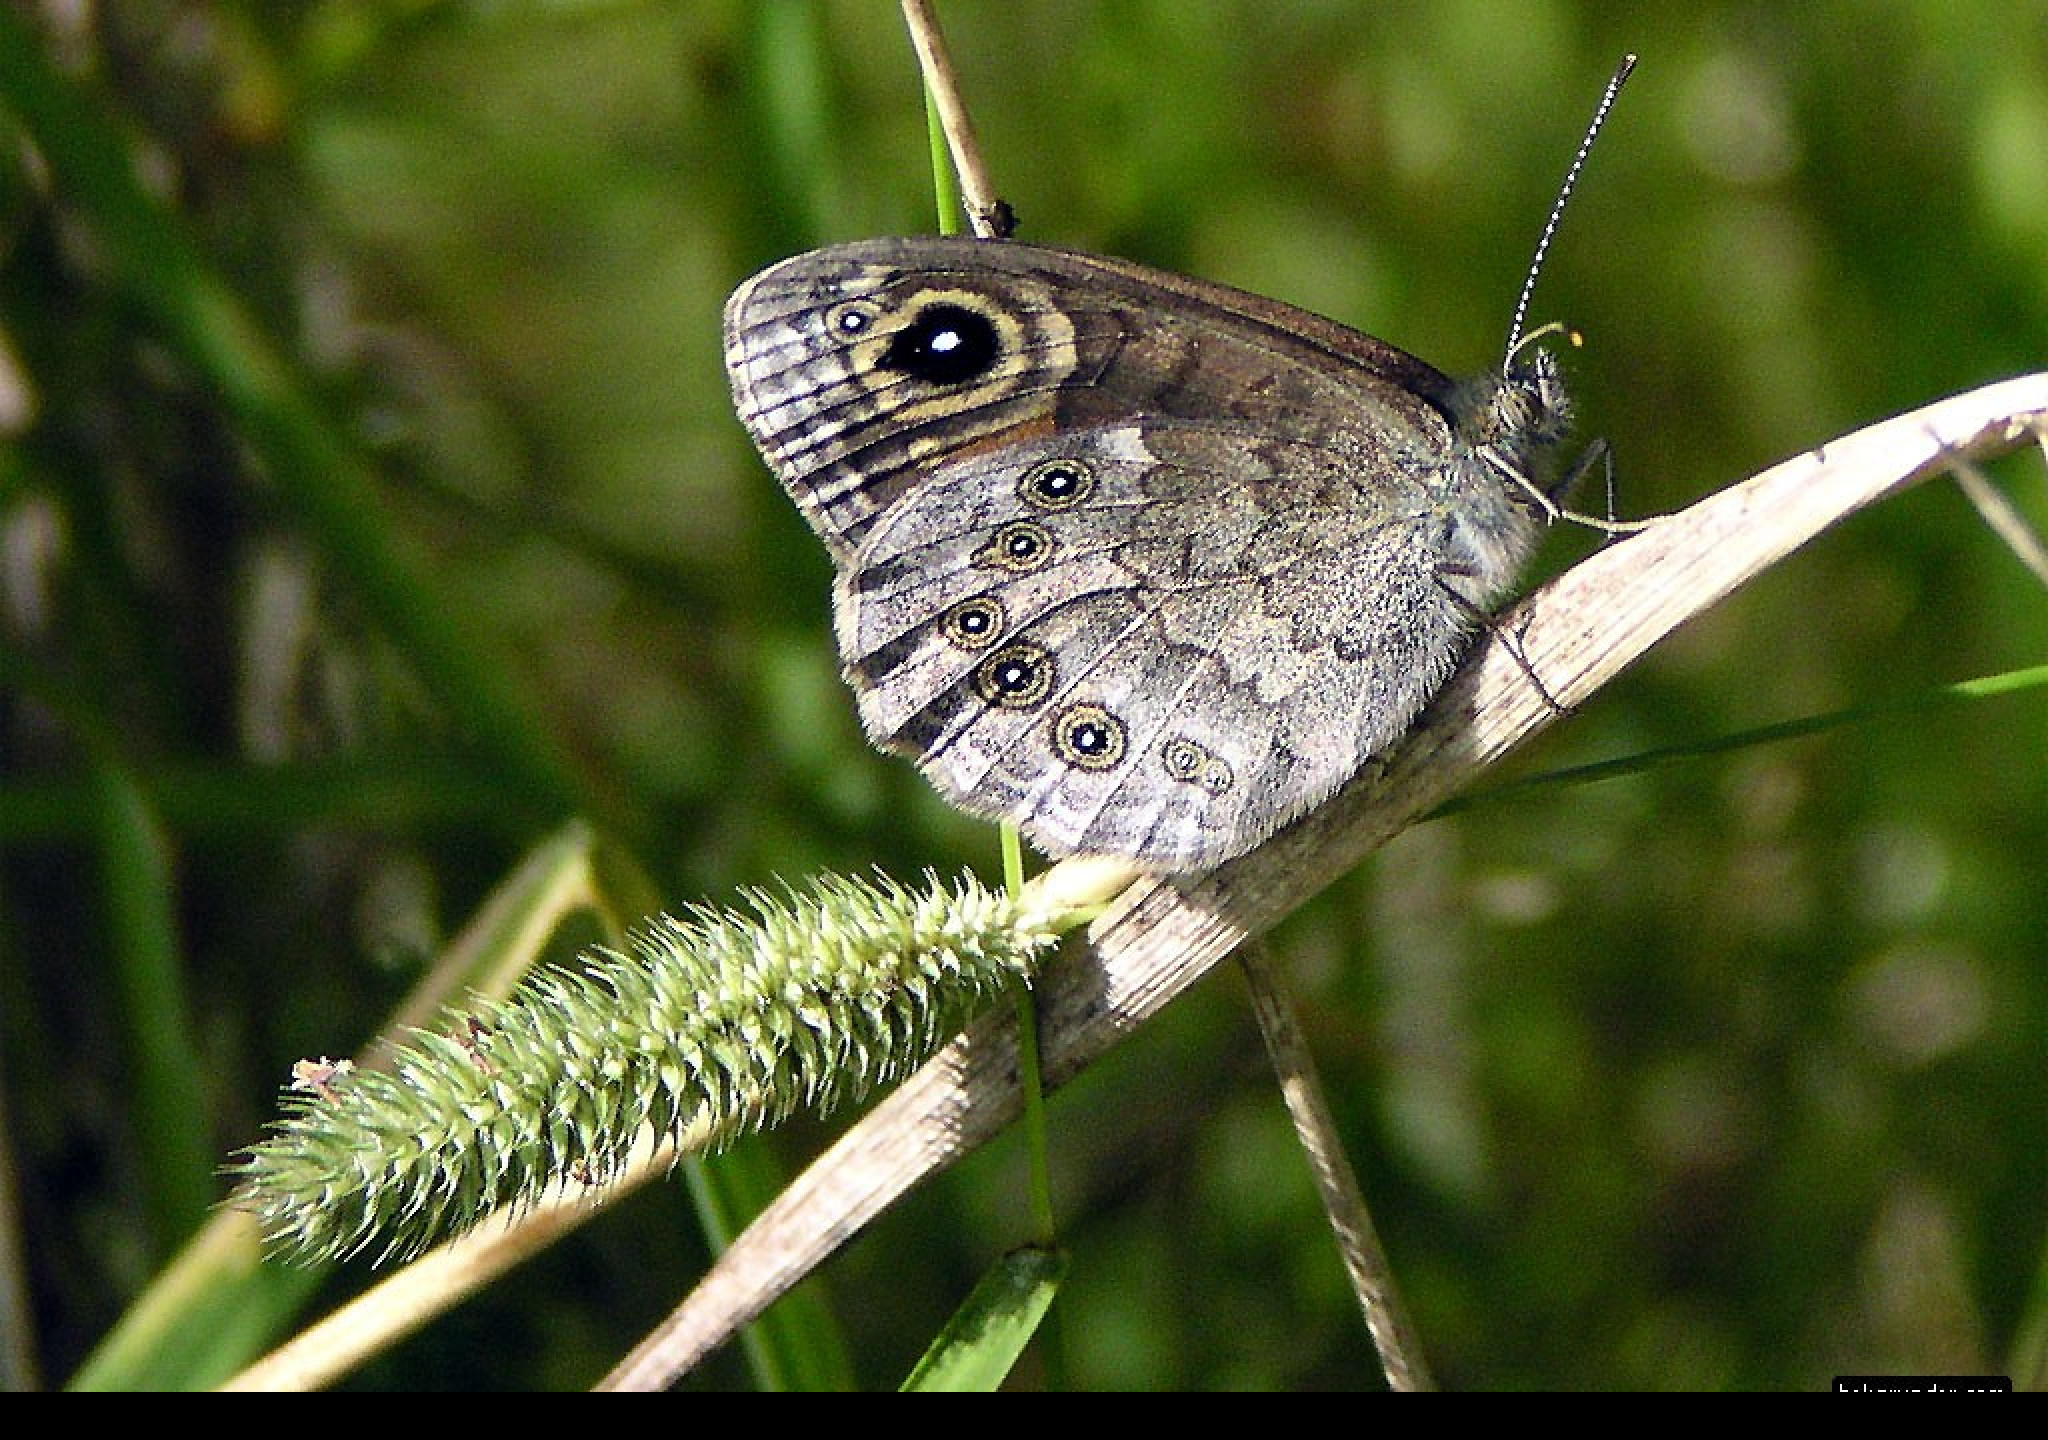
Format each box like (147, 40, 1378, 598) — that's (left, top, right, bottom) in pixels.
(940, 596, 1005, 649)
(879, 302, 1001, 385)
(973, 521, 1054, 574)
(973, 643, 1056, 710)
(1018, 459, 1095, 510)
(1051, 704, 1128, 771)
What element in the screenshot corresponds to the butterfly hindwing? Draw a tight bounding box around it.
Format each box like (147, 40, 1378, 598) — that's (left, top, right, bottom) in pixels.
(840, 424, 1482, 869)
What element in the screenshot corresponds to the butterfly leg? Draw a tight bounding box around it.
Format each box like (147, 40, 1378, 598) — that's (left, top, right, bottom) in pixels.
(1432, 575, 1573, 720)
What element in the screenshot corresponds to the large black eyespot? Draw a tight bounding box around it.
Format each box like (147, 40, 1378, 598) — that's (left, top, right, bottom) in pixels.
(973, 521, 1054, 574)
(1018, 458, 1095, 511)
(879, 303, 1001, 385)
(973, 643, 1055, 709)
(940, 596, 1005, 649)
(1051, 704, 1127, 772)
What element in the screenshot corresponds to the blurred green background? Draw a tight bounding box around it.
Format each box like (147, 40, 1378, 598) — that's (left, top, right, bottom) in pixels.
(3, 0, 2045, 1391)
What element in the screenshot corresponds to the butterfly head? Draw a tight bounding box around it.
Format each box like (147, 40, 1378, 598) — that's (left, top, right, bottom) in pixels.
(1455, 340, 1576, 512)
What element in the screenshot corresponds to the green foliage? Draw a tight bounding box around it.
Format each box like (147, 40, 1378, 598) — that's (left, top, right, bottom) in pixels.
(235, 871, 1054, 1266)
(902, 1244, 1068, 1391)
(1, 0, 2044, 1391)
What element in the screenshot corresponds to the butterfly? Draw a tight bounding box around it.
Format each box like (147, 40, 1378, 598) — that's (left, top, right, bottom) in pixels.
(722, 235, 1575, 872)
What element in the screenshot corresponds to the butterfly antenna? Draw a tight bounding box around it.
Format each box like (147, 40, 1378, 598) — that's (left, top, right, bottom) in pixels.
(1506, 53, 1637, 363)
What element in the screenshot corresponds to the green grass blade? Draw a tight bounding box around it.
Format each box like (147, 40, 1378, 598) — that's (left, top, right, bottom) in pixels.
(0, 11, 589, 823)
(900, 1245, 1066, 1392)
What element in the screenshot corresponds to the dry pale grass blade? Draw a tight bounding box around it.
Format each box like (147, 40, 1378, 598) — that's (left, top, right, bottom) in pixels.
(899, 0, 1007, 239)
(1949, 448, 2048, 590)
(600, 372, 2048, 1391)
(1238, 941, 1432, 1391)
